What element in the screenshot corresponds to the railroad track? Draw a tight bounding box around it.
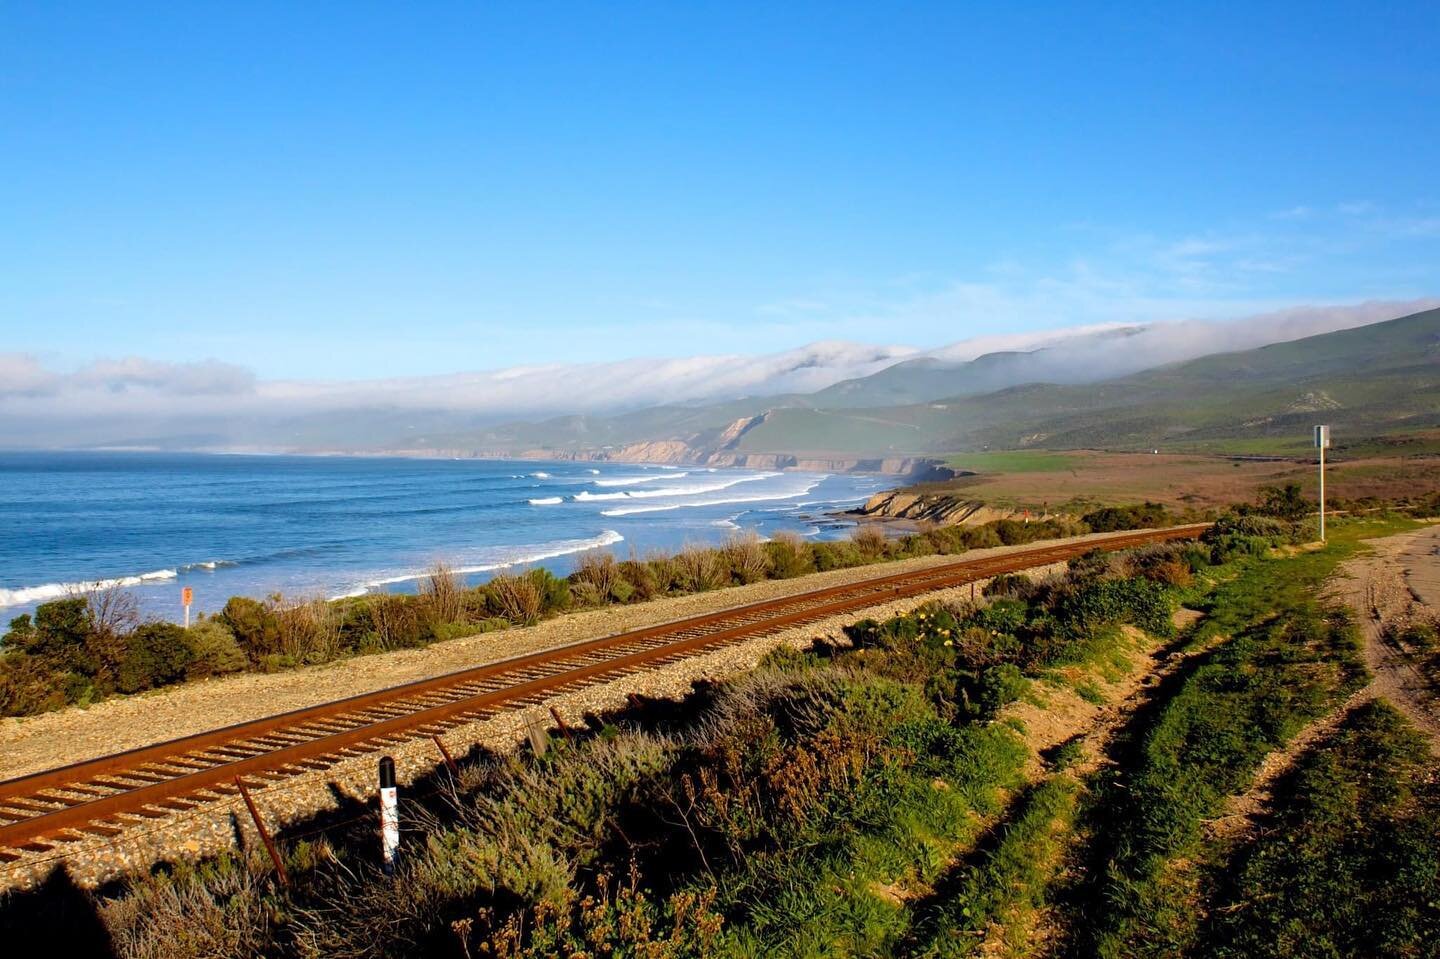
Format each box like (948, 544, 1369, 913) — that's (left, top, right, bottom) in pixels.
(0, 526, 1203, 863)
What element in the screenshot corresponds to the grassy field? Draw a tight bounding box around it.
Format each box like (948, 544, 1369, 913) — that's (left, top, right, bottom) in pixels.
(944, 451, 1081, 473)
(918, 448, 1440, 514)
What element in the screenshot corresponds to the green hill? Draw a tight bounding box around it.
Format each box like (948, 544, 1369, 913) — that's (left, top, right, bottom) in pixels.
(396, 307, 1440, 459)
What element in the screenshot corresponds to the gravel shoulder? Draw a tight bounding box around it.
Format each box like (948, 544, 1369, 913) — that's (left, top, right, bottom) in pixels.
(0, 529, 1154, 782)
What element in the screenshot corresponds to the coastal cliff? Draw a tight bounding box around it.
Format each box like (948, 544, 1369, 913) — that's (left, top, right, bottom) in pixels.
(854, 489, 1045, 526)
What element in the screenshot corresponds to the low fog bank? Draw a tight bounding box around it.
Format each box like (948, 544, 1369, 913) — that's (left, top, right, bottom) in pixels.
(1, 298, 1433, 451)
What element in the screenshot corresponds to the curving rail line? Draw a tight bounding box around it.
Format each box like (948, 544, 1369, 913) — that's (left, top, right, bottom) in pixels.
(0, 526, 1204, 862)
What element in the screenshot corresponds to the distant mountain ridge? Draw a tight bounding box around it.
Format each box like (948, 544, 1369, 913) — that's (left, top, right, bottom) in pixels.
(411, 306, 1440, 462)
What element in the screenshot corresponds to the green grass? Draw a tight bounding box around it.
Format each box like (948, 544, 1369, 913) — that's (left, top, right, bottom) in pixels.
(1188, 513, 1418, 649)
(943, 451, 1080, 473)
(1200, 700, 1440, 958)
(1066, 520, 1413, 958)
(908, 775, 1081, 957)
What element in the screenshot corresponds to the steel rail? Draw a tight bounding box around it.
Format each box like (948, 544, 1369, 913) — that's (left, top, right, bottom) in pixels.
(0, 526, 1203, 859)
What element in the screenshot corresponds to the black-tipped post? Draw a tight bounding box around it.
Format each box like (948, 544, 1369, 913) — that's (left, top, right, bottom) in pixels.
(379, 756, 399, 874)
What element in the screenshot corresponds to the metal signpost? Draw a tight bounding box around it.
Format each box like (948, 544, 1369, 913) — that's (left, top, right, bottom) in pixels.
(181, 586, 194, 627)
(1314, 425, 1330, 542)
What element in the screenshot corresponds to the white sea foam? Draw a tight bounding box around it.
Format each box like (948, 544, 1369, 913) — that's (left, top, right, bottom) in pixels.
(528, 496, 563, 505)
(587, 469, 600, 474)
(0, 569, 179, 609)
(573, 490, 631, 501)
(530, 471, 551, 479)
(180, 559, 235, 572)
(577, 474, 776, 502)
(331, 531, 625, 598)
(594, 472, 689, 487)
(600, 482, 821, 517)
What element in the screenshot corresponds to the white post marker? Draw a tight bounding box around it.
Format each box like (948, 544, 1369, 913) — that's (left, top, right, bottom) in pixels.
(181, 586, 193, 628)
(1314, 425, 1330, 543)
(379, 756, 399, 874)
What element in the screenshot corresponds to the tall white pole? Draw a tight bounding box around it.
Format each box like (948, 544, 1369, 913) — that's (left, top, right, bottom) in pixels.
(1318, 442, 1325, 543)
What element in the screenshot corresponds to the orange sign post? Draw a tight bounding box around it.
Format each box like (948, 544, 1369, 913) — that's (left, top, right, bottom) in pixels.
(182, 586, 194, 627)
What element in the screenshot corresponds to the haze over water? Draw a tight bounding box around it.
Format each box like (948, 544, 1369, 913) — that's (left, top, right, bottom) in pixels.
(0, 452, 891, 622)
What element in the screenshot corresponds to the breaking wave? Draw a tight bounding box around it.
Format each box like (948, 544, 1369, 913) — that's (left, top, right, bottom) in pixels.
(331, 530, 625, 599)
(0, 569, 179, 609)
(575, 474, 776, 502)
(600, 482, 822, 517)
(593, 472, 689, 487)
(528, 496, 563, 505)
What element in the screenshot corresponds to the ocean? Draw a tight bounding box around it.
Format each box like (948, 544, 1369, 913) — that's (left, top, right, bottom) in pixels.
(0, 451, 893, 623)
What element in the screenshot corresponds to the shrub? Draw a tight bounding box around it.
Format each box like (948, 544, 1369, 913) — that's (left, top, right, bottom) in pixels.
(764, 532, 813, 579)
(1081, 502, 1172, 532)
(361, 593, 427, 650)
(0, 653, 68, 715)
(975, 662, 1027, 718)
(811, 539, 862, 572)
(618, 559, 662, 602)
(851, 525, 889, 561)
(488, 573, 544, 624)
(118, 622, 194, 693)
(528, 568, 571, 614)
(220, 596, 279, 662)
(722, 534, 771, 584)
(674, 544, 725, 592)
(959, 525, 1003, 550)
(183, 620, 248, 678)
(24, 598, 91, 661)
(983, 572, 1031, 598)
(572, 551, 624, 605)
(271, 597, 342, 665)
(420, 562, 464, 624)
(1254, 482, 1311, 521)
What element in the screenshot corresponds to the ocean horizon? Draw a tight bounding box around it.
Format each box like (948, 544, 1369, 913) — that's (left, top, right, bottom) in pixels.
(0, 450, 893, 624)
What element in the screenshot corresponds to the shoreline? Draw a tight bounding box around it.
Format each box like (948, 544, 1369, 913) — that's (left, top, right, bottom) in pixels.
(0, 444, 948, 478)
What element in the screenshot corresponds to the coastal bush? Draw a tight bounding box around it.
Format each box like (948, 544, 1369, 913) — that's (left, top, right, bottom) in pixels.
(763, 532, 814, 578)
(182, 620, 249, 678)
(356, 593, 427, 650)
(811, 538, 862, 571)
(118, 622, 194, 693)
(982, 572, 1031, 598)
(0, 652, 68, 714)
(487, 572, 545, 624)
(617, 557, 662, 601)
(721, 533, 770, 584)
(853, 524, 889, 560)
(219, 596, 279, 662)
(272, 597, 343, 664)
(1081, 501, 1172, 532)
(958, 525, 1003, 550)
(1252, 482, 1312, 521)
(572, 551, 625, 605)
(674, 543, 725, 592)
(419, 562, 464, 625)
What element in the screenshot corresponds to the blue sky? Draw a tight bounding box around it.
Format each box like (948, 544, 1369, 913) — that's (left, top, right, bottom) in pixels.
(3, 2, 1438, 379)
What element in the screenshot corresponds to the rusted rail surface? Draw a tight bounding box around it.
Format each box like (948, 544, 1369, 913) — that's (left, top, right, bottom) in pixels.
(0, 526, 1203, 861)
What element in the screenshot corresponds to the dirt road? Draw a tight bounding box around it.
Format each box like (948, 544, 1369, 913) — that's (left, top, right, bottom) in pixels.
(1331, 522, 1440, 753)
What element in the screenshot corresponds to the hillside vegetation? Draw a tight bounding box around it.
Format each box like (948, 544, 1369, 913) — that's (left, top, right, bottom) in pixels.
(8, 511, 1438, 958)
